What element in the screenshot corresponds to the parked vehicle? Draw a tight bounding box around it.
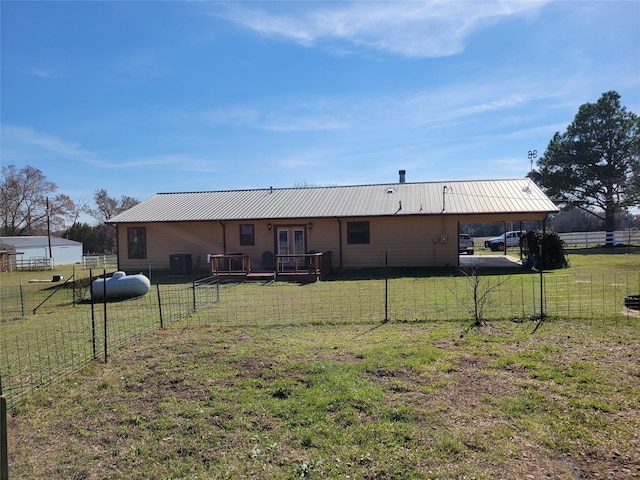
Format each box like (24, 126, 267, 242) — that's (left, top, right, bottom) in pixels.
(484, 231, 523, 251)
(459, 234, 474, 255)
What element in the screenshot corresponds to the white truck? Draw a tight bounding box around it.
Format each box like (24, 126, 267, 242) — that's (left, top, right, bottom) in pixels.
(458, 234, 474, 255)
(484, 231, 524, 251)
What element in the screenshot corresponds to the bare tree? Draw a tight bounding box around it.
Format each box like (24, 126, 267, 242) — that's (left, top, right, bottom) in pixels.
(86, 189, 139, 222)
(0, 164, 77, 236)
(68, 196, 91, 226)
(83, 189, 140, 253)
(457, 267, 508, 327)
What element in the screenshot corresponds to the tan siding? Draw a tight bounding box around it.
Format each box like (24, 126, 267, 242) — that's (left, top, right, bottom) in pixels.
(116, 210, 549, 271)
(340, 216, 459, 268)
(219, 220, 278, 269)
(152, 222, 221, 270)
(223, 219, 343, 270)
(117, 222, 223, 271)
(306, 218, 341, 265)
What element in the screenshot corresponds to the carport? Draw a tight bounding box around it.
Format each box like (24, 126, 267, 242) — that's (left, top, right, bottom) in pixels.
(459, 254, 522, 268)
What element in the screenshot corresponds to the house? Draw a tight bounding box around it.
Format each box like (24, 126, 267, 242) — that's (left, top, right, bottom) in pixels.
(108, 173, 559, 278)
(0, 236, 84, 269)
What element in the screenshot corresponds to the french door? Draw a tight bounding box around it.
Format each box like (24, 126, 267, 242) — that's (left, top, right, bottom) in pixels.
(277, 226, 306, 268)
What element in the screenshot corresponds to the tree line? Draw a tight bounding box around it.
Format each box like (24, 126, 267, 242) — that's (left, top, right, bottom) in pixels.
(0, 164, 138, 254)
(2, 91, 638, 252)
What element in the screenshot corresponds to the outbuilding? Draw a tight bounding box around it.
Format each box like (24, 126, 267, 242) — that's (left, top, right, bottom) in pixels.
(0, 236, 83, 269)
(108, 174, 559, 278)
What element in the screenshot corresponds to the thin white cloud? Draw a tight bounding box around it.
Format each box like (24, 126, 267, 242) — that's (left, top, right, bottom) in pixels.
(505, 123, 569, 140)
(2, 125, 103, 166)
(1, 125, 215, 172)
(201, 105, 348, 132)
(262, 114, 348, 132)
(29, 68, 63, 79)
(202, 107, 261, 127)
(111, 50, 172, 82)
(195, 78, 556, 138)
(400, 76, 564, 129)
(191, 50, 582, 137)
(212, 1, 548, 58)
(275, 153, 323, 169)
(115, 154, 218, 173)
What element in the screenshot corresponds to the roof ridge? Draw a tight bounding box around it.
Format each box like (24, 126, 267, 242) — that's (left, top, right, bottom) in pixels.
(154, 178, 528, 196)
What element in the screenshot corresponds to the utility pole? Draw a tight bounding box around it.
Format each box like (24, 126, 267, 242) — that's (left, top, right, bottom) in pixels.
(528, 149, 537, 171)
(46, 197, 52, 260)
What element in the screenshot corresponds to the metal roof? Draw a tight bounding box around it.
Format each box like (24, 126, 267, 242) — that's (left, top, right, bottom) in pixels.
(0, 236, 82, 248)
(108, 179, 559, 224)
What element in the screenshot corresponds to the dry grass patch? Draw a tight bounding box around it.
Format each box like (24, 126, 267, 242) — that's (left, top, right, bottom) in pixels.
(6, 319, 640, 479)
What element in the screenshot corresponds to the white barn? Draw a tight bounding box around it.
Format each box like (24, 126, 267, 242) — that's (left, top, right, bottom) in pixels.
(0, 236, 83, 267)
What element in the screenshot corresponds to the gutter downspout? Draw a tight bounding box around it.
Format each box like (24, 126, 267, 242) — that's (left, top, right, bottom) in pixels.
(114, 224, 120, 270)
(219, 221, 226, 254)
(457, 220, 461, 268)
(336, 218, 343, 269)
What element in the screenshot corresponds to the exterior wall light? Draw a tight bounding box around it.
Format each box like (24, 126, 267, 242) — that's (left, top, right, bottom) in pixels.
(267, 223, 272, 231)
(308, 222, 313, 230)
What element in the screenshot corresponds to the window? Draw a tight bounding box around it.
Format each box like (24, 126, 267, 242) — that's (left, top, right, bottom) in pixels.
(127, 227, 146, 259)
(239, 224, 255, 246)
(347, 221, 370, 244)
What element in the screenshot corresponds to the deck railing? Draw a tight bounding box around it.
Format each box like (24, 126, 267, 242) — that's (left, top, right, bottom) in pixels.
(209, 254, 251, 275)
(275, 252, 331, 281)
(208, 252, 331, 281)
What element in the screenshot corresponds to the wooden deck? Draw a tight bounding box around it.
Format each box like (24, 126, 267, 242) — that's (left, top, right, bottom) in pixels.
(209, 252, 331, 282)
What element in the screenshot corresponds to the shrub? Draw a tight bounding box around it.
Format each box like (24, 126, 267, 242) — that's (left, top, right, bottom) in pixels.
(522, 230, 569, 270)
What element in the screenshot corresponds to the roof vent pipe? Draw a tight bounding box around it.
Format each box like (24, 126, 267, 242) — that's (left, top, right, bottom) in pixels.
(399, 170, 406, 183)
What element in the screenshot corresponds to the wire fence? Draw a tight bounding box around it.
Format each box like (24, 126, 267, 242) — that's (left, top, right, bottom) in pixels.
(1, 269, 639, 410)
(182, 271, 640, 326)
(0, 273, 220, 409)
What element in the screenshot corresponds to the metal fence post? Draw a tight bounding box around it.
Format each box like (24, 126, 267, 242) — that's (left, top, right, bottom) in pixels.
(533, 244, 545, 333)
(539, 244, 544, 319)
(1, 394, 8, 480)
(103, 269, 108, 363)
(192, 280, 197, 312)
(157, 284, 163, 329)
(90, 269, 97, 359)
(384, 251, 389, 323)
(19, 278, 24, 317)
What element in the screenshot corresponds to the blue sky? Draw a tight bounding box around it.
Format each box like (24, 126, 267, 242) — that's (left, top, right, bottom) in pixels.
(2, 1, 639, 217)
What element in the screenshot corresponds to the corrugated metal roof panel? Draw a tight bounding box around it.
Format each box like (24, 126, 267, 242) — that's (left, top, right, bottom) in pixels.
(0, 236, 82, 248)
(109, 179, 558, 223)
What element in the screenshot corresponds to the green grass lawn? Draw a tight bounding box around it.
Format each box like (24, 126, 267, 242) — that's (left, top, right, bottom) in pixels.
(2, 253, 639, 478)
(7, 318, 639, 479)
(1, 253, 638, 404)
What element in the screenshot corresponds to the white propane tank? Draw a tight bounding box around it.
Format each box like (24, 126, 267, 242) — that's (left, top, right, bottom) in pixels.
(92, 271, 151, 300)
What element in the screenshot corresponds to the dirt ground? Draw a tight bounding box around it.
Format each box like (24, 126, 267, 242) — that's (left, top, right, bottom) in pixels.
(6, 321, 640, 479)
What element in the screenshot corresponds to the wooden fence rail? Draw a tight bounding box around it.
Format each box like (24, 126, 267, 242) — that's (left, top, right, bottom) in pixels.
(558, 230, 640, 248)
(82, 255, 118, 269)
(14, 257, 53, 270)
